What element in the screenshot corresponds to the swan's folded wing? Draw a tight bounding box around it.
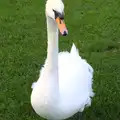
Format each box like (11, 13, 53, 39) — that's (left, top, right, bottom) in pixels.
(58, 44, 94, 112)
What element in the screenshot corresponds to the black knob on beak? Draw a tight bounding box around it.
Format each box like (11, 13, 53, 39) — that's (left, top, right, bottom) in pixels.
(62, 30, 68, 36)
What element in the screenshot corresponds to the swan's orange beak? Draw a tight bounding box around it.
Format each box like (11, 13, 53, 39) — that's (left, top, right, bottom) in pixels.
(56, 17, 68, 36)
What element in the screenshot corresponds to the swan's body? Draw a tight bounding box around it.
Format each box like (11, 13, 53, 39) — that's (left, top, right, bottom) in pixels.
(31, 0, 94, 119)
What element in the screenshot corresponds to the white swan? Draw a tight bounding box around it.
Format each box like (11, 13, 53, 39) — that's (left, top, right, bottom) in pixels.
(31, 0, 94, 119)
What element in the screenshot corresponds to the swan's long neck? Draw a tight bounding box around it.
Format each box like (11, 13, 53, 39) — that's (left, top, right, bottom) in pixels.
(43, 16, 59, 99)
(45, 16, 59, 72)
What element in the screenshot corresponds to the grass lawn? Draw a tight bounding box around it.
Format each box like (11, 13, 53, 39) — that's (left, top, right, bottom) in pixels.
(0, 0, 120, 120)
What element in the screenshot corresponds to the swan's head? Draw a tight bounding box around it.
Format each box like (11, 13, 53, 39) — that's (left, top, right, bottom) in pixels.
(46, 0, 68, 36)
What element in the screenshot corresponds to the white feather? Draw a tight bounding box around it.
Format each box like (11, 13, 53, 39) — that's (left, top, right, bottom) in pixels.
(31, 0, 94, 119)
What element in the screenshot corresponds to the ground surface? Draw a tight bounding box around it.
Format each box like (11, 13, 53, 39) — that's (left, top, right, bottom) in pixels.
(0, 0, 120, 120)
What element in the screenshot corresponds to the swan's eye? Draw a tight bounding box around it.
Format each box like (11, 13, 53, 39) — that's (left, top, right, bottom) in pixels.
(53, 9, 64, 20)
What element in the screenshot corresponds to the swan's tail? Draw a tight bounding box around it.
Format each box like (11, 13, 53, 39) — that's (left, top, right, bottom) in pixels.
(71, 43, 93, 74)
(70, 43, 79, 55)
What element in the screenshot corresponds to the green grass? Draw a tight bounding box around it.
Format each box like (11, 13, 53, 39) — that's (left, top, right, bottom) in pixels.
(0, 0, 120, 120)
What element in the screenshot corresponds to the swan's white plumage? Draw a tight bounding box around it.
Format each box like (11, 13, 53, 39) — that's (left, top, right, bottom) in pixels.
(59, 44, 94, 112)
(31, 44, 94, 120)
(31, 0, 94, 119)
